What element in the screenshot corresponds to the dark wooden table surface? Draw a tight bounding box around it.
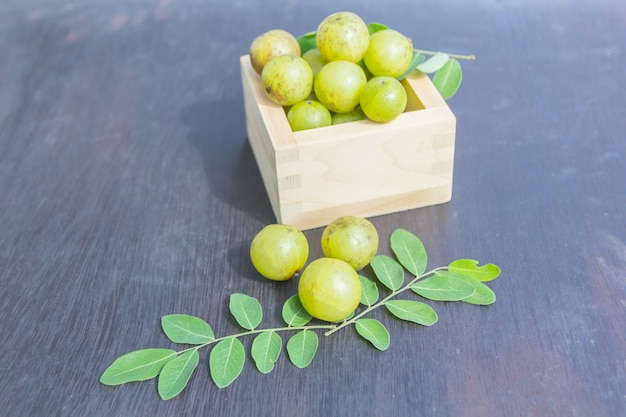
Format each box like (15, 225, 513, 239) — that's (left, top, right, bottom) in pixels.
(1, 1, 624, 416)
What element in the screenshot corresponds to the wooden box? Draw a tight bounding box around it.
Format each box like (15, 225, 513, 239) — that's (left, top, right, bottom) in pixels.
(240, 54, 456, 230)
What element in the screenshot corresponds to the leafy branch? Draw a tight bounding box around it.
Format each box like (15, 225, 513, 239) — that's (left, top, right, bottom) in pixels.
(100, 228, 501, 400)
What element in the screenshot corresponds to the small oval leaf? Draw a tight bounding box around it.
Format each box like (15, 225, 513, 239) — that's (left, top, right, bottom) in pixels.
(286, 330, 318, 368)
(209, 337, 245, 388)
(367, 22, 388, 35)
(359, 275, 380, 306)
(417, 52, 450, 73)
(229, 293, 263, 330)
(385, 300, 438, 326)
(282, 294, 313, 327)
(161, 314, 215, 344)
(251, 331, 282, 374)
(100, 348, 176, 386)
(370, 255, 405, 291)
(355, 319, 390, 351)
(442, 271, 497, 305)
(433, 59, 462, 100)
(158, 350, 199, 400)
(296, 31, 317, 55)
(411, 272, 476, 301)
(462, 283, 496, 305)
(390, 229, 427, 276)
(448, 260, 501, 282)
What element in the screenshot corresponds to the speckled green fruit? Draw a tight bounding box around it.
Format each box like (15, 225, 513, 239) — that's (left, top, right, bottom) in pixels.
(302, 48, 327, 80)
(262, 54, 313, 106)
(331, 107, 366, 125)
(316, 11, 370, 63)
(298, 257, 362, 322)
(249, 29, 301, 74)
(321, 216, 378, 270)
(360, 76, 407, 123)
(287, 100, 332, 131)
(314, 60, 366, 113)
(250, 224, 309, 281)
(363, 29, 413, 78)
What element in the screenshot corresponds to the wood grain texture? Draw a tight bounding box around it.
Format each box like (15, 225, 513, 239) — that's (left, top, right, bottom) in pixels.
(242, 55, 456, 229)
(1, 1, 625, 416)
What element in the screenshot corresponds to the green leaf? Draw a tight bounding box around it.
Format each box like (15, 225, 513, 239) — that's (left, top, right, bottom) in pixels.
(297, 31, 317, 55)
(282, 294, 313, 327)
(370, 255, 405, 291)
(390, 229, 427, 276)
(229, 293, 263, 330)
(397, 52, 425, 80)
(251, 331, 282, 374)
(441, 271, 497, 305)
(161, 314, 215, 345)
(359, 274, 379, 306)
(355, 319, 390, 351)
(100, 348, 176, 386)
(367, 22, 388, 35)
(209, 337, 245, 388)
(286, 330, 318, 368)
(448, 259, 501, 282)
(411, 272, 476, 301)
(385, 300, 438, 326)
(433, 58, 462, 100)
(157, 350, 199, 400)
(417, 52, 450, 73)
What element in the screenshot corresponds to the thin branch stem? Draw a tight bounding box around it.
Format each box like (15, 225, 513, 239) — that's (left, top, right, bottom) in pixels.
(176, 324, 335, 355)
(414, 48, 475, 61)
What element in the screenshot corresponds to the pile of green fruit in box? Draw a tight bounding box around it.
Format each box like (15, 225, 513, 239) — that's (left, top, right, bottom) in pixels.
(248, 11, 473, 131)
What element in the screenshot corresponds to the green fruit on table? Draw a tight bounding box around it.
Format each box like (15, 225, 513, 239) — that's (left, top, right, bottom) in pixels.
(249, 29, 301, 74)
(313, 60, 367, 113)
(262, 54, 313, 106)
(360, 76, 407, 123)
(298, 257, 362, 322)
(316, 11, 370, 63)
(363, 29, 413, 78)
(250, 224, 309, 281)
(321, 216, 379, 270)
(287, 100, 332, 131)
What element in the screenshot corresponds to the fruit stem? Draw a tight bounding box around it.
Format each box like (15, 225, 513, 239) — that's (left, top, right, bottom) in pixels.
(414, 48, 475, 61)
(324, 266, 449, 336)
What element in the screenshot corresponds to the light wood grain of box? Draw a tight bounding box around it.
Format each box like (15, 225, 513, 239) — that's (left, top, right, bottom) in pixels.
(240, 54, 456, 230)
